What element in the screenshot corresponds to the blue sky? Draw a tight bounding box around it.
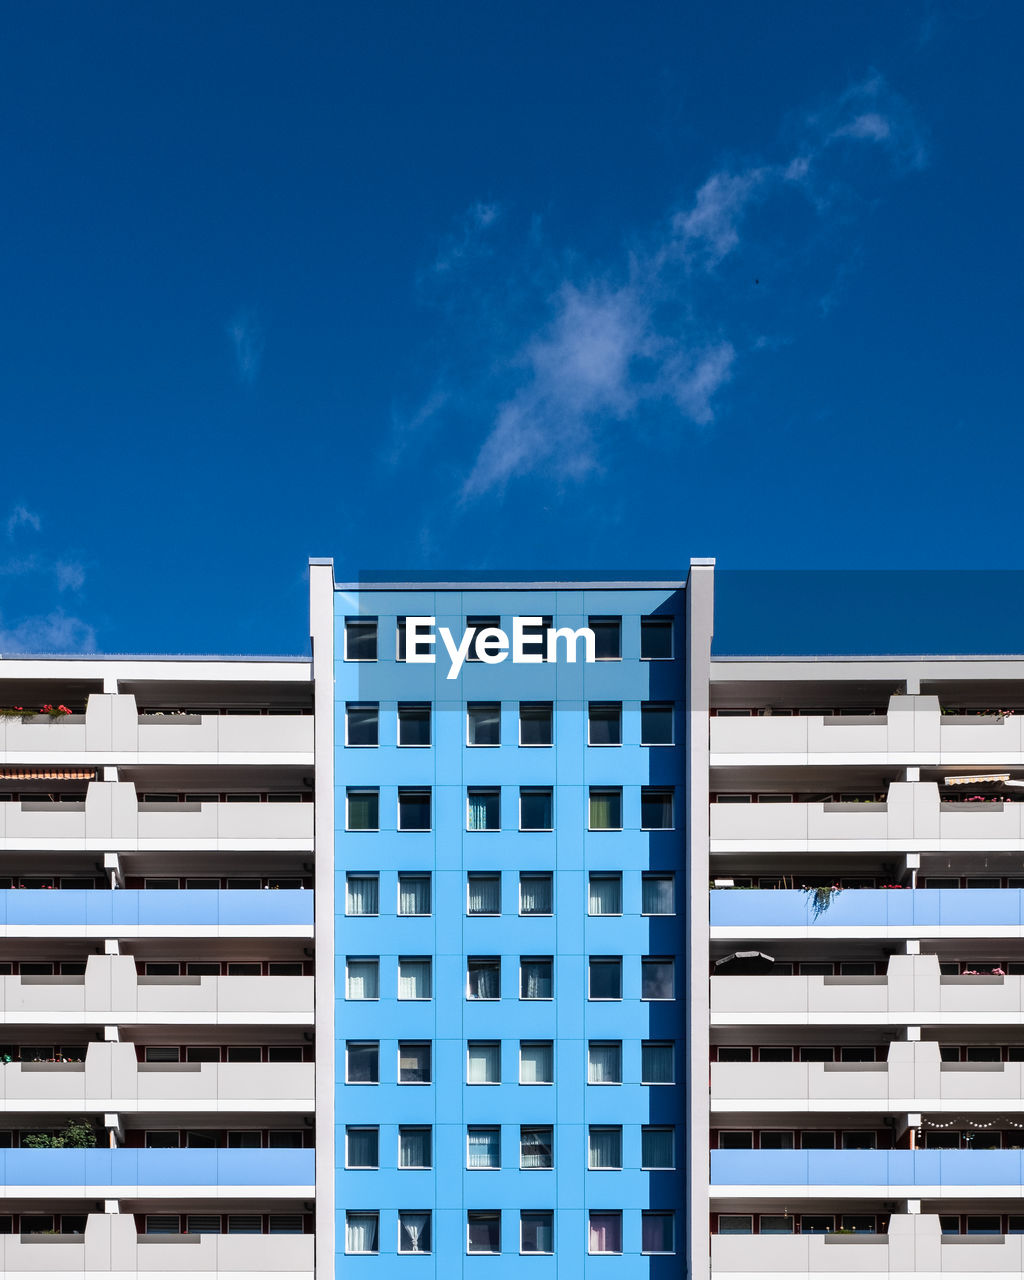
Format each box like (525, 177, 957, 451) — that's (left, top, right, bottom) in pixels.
(0, 1, 1020, 655)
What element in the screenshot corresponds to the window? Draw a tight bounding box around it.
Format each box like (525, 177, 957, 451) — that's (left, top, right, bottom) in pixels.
(520, 1040, 553, 1084)
(395, 616, 407, 661)
(268, 1130, 304, 1149)
(589, 956, 622, 1000)
(642, 873, 675, 915)
(519, 702, 553, 746)
(399, 1211, 431, 1254)
(641, 787, 674, 829)
(761, 1131, 795, 1149)
(145, 1046, 180, 1063)
(467, 1211, 501, 1254)
(146, 1131, 179, 1148)
(719, 1131, 754, 1149)
(521, 1210, 553, 1254)
(346, 1041, 379, 1084)
(642, 1040, 674, 1083)
(642, 1126, 674, 1168)
(398, 873, 430, 916)
(589, 1212, 622, 1254)
(397, 702, 431, 747)
(398, 1041, 431, 1083)
(467, 788, 500, 831)
(588, 1126, 622, 1169)
(717, 1046, 752, 1063)
(467, 1041, 500, 1084)
(227, 966, 261, 979)
(186, 1215, 221, 1233)
(467, 956, 501, 1000)
(588, 702, 622, 746)
(346, 957, 379, 1000)
(467, 702, 500, 746)
(719, 1215, 754, 1234)
(520, 787, 553, 830)
(842, 1131, 877, 1149)
(346, 789, 379, 832)
(642, 957, 674, 1000)
(268, 1215, 304, 1234)
(268, 962, 303, 976)
(588, 1041, 622, 1084)
(801, 1215, 835, 1235)
(345, 703, 378, 747)
(346, 1212, 379, 1254)
(467, 1127, 500, 1169)
(398, 788, 431, 831)
(642, 1212, 674, 1254)
(589, 788, 622, 830)
(467, 873, 500, 915)
(466, 615, 501, 662)
(145, 1216, 181, 1234)
(588, 872, 622, 915)
(759, 1215, 795, 1234)
(641, 701, 674, 745)
(398, 1126, 432, 1168)
(801, 1131, 835, 1149)
(346, 1127, 378, 1169)
(519, 872, 552, 915)
(520, 957, 552, 999)
(398, 957, 431, 1000)
(967, 1215, 1003, 1234)
(344, 617, 377, 661)
(520, 1126, 553, 1169)
(589, 617, 621, 660)
(641, 616, 673, 659)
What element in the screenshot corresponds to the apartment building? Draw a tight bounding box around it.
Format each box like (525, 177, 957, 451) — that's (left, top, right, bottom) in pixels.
(0, 653, 315, 1278)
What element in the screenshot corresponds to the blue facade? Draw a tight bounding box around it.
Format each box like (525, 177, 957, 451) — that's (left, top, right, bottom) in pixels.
(333, 586, 687, 1276)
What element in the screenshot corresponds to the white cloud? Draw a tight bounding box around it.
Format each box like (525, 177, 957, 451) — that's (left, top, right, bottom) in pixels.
(55, 561, 86, 592)
(0, 610, 96, 654)
(6, 506, 40, 539)
(228, 309, 265, 382)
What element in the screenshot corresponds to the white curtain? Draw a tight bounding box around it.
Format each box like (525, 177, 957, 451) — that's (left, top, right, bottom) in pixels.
(642, 874, 673, 914)
(346, 1128, 377, 1168)
(642, 1214, 673, 1254)
(467, 792, 498, 830)
(346, 1215, 378, 1253)
(467, 960, 500, 999)
(642, 1127, 673, 1168)
(467, 1129, 499, 1168)
(588, 1127, 621, 1169)
(519, 875, 551, 914)
(400, 1213, 430, 1254)
(522, 1212, 552, 1253)
(399, 1044, 429, 1082)
(346, 876, 377, 915)
(398, 959, 431, 1000)
(346, 960, 378, 1000)
(398, 1128, 430, 1168)
(467, 1042, 500, 1083)
(520, 960, 552, 999)
(642, 1042, 673, 1083)
(520, 1128, 552, 1168)
(467, 876, 500, 914)
(588, 1043, 621, 1084)
(589, 875, 621, 915)
(519, 1042, 552, 1084)
(588, 1213, 621, 1253)
(399, 876, 430, 916)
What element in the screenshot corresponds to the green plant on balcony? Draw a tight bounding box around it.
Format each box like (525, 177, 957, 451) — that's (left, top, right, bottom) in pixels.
(22, 1118, 98, 1148)
(804, 884, 841, 919)
(0, 705, 73, 719)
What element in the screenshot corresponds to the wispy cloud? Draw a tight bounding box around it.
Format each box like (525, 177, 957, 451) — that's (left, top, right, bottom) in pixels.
(55, 561, 86, 592)
(428, 201, 501, 277)
(6, 506, 40, 539)
(0, 610, 96, 654)
(0, 507, 94, 651)
(228, 308, 265, 383)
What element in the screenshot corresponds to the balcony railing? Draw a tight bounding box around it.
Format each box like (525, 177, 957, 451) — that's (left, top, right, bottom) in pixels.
(711, 888, 1024, 930)
(712, 1148, 1024, 1188)
(0, 1147, 314, 1190)
(0, 889, 313, 929)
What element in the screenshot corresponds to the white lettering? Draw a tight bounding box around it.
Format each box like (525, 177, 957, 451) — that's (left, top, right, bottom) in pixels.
(475, 627, 509, 664)
(438, 625, 475, 680)
(512, 616, 544, 663)
(546, 626, 595, 664)
(406, 617, 436, 663)
(390, 617, 598, 677)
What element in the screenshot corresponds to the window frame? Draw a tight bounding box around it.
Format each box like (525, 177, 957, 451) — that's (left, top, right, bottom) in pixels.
(345, 788, 379, 833)
(640, 700, 675, 746)
(397, 702, 432, 748)
(397, 787, 431, 832)
(519, 701, 553, 747)
(640, 615, 674, 661)
(588, 787, 623, 831)
(466, 701, 501, 747)
(519, 787, 554, 831)
(344, 702, 379, 748)
(343, 617, 378, 663)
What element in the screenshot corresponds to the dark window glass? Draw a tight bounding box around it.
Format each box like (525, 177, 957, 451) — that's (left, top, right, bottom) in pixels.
(346, 1041, 379, 1084)
(588, 702, 621, 746)
(345, 618, 377, 661)
(641, 701, 673, 744)
(589, 957, 622, 1000)
(520, 788, 553, 830)
(467, 703, 500, 746)
(398, 703, 431, 747)
(346, 704, 378, 747)
(519, 702, 553, 746)
(398, 789, 431, 831)
(641, 616, 673, 659)
(589, 617, 621, 659)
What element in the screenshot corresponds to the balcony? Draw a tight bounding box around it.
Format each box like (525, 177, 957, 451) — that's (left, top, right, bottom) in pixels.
(710, 888, 1024, 934)
(713, 1213, 1024, 1276)
(0, 1042, 314, 1110)
(0, 955, 313, 1025)
(0, 1148, 314, 1193)
(0, 889, 313, 935)
(711, 1148, 1024, 1192)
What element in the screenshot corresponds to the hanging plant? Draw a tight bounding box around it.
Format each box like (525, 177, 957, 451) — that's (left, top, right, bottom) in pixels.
(804, 884, 841, 919)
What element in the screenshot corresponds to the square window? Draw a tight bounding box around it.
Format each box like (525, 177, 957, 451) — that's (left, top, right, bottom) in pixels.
(588, 1041, 622, 1084)
(642, 873, 675, 914)
(588, 1125, 622, 1169)
(346, 1126, 378, 1169)
(589, 956, 622, 1000)
(642, 1126, 674, 1168)
(642, 1212, 674, 1254)
(642, 1040, 674, 1083)
(466, 615, 501, 662)
(345, 703, 378, 747)
(344, 618, 377, 662)
(345, 1212, 379, 1254)
(521, 1210, 553, 1254)
(588, 872, 622, 915)
(346, 957, 379, 1000)
(467, 1211, 501, 1254)
(589, 1211, 622, 1254)
(468, 1041, 500, 1084)
(398, 1042, 431, 1083)
(589, 788, 622, 830)
(519, 872, 552, 915)
(641, 701, 674, 745)
(519, 1040, 553, 1084)
(398, 702, 431, 747)
(520, 1125, 553, 1169)
(398, 957, 431, 1000)
(641, 616, 673, 660)
(589, 617, 621, 660)
(519, 702, 553, 746)
(346, 1041, 379, 1084)
(467, 872, 501, 915)
(642, 787, 674, 829)
(467, 788, 500, 831)
(467, 956, 501, 1000)
(346, 789, 379, 832)
(398, 788, 431, 831)
(520, 956, 552, 999)
(642, 957, 674, 1000)
(467, 1126, 500, 1169)
(467, 702, 500, 746)
(588, 702, 622, 746)
(397, 873, 430, 916)
(520, 787, 553, 830)
(399, 1211, 431, 1254)
(719, 1215, 753, 1235)
(398, 1126, 432, 1168)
